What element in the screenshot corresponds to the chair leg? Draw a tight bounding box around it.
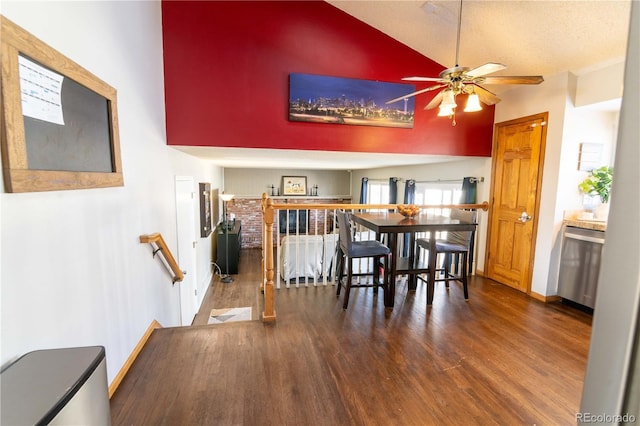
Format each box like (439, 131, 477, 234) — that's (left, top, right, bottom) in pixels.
(338, 254, 389, 309)
(336, 254, 344, 297)
(383, 254, 389, 295)
(461, 252, 469, 300)
(443, 253, 450, 288)
(373, 256, 380, 294)
(343, 262, 353, 309)
(416, 248, 428, 285)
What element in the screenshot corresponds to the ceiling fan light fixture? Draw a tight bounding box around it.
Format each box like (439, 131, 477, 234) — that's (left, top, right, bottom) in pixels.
(464, 92, 482, 112)
(388, 0, 543, 124)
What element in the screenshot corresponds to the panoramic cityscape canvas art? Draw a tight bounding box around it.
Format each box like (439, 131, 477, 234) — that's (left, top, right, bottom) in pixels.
(289, 73, 415, 128)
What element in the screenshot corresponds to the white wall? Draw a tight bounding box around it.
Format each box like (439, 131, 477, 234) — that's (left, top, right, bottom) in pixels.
(581, 1, 640, 415)
(561, 107, 618, 208)
(0, 1, 221, 384)
(224, 168, 351, 197)
(574, 61, 625, 107)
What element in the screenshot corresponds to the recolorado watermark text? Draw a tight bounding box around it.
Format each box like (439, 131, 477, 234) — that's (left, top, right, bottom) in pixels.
(576, 412, 636, 423)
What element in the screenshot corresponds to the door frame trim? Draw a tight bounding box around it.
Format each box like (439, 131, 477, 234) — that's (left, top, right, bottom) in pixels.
(174, 175, 198, 326)
(485, 111, 549, 294)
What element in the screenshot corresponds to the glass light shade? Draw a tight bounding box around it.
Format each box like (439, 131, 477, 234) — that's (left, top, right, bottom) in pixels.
(464, 92, 482, 112)
(437, 105, 454, 117)
(440, 90, 457, 109)
(220, 193, 235, 202)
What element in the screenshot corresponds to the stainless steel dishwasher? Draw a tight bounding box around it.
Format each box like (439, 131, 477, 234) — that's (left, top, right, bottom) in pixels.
(558, 225, 605, 309)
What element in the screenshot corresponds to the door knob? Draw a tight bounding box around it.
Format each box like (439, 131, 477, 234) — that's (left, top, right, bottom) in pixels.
(518, 212, 532, 223)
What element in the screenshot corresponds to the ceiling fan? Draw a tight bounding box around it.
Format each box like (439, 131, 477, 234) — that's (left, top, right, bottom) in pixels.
(387, 0, 544, 124)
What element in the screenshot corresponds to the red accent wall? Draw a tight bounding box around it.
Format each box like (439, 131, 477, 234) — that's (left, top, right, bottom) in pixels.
(161, 1, 493, 157)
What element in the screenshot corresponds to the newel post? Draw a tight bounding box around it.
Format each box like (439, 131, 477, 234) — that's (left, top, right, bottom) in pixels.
(261, 193, 276, 322)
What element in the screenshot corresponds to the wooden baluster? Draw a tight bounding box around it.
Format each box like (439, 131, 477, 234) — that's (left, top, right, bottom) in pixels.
(260, 194, 266, 293)
(262, 194, 276, 322)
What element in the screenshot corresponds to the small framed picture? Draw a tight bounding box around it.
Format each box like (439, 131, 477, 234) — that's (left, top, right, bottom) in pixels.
(282, 176, 307, 196)
(199, 182, 212, 237)
(578, 143, 603, 171)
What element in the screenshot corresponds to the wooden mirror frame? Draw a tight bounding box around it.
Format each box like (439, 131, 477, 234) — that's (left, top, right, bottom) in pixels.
(0, 16, 123, 193)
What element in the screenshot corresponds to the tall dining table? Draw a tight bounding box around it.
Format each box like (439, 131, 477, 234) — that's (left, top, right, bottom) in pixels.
(351, 211, 478, 307)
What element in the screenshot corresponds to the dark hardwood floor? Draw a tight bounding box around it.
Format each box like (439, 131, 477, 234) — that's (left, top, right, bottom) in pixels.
(110, 248, 592, 425)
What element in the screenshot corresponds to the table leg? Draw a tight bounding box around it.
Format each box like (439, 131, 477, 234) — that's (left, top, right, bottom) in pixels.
(384, 233, 398, 307)
(427, 237, 437, 305)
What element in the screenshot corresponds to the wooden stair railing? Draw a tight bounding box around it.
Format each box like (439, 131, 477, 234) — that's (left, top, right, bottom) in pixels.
(139, 233, 184, 283)
(260, 192, 489, 322)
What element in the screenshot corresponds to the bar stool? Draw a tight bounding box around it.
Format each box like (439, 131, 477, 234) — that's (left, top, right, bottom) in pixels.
(416, 209, 477, 300)
(335, 211, 391, 309)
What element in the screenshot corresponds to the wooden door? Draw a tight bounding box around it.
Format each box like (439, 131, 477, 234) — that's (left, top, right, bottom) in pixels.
(486, 113, 548, 293)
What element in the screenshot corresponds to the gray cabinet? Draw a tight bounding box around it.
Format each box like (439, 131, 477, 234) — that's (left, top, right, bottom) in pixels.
(217, 220, 241, 274)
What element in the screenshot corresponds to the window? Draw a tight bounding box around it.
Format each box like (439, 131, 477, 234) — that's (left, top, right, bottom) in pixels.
(366, 179, 464, 216)
(414, 181, 462, 216)
(367, 181, 389, 210)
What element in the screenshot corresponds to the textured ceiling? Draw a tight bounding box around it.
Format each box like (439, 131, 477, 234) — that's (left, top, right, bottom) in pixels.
(198, 0, 632, 169)
(328, 0, 631, 80)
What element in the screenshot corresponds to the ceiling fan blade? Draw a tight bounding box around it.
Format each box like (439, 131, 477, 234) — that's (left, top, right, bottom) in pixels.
(424, 90, 444, 110)
(466, 63, 507, 78)
(386, 84, 446, 104)
(474, 85, 501, 106)
(481, 76, 544, 85)
(401, 76, 444, 82)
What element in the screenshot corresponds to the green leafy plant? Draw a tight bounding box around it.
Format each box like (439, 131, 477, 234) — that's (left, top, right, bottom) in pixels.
(579, 166, 614, 203)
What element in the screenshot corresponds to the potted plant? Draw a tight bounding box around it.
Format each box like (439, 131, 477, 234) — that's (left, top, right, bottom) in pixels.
(579, 166, 613, 219)
(579, 166, 614, 203)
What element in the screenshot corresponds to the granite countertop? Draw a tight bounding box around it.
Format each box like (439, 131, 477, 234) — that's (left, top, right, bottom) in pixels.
(564, 219, 607, 231)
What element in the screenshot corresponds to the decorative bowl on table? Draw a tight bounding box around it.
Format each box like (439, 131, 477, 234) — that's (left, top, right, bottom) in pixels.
(397, 204, 420, 218)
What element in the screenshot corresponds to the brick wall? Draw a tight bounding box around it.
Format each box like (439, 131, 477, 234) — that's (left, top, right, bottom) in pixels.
(226, 197, 352, 249)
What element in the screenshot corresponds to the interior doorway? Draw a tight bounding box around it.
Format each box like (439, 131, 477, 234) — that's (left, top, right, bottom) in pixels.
(175, 176, 198, 326)
(485, 112, 548, 293)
